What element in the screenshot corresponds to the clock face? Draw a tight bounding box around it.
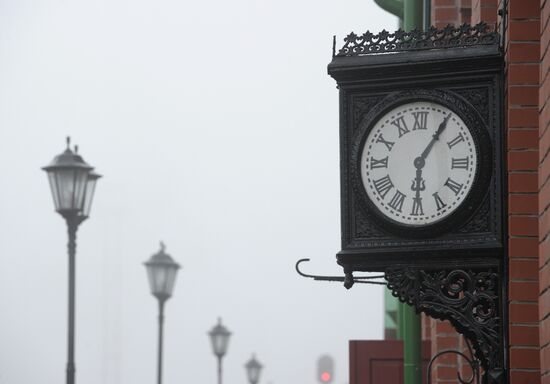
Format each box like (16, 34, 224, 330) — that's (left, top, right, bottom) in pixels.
(360, 101, 477, 226)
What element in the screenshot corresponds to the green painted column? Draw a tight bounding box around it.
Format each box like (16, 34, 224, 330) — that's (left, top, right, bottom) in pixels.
(403, 0, 424, 31)
(374, 0, 404, 20)
(402, 304, 421, 383)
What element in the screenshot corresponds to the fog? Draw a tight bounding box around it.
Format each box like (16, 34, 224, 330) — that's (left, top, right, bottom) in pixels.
(0, 1, 396, 383)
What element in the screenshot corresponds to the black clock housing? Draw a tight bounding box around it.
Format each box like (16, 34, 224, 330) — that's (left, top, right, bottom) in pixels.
(328, 27, 504, 272)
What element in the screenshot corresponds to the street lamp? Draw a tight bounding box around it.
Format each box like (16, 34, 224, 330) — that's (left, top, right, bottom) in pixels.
(42, 137, 101, 384)
(245, 354, 263, 384)
(209, 318, 231, 384)
(144, 242, 180, 384)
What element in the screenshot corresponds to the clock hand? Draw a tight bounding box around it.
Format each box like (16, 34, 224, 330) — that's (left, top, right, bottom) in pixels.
(411, 168, 426, 198)
(410, 114, 450, 201)
(419, 113, 452, 161)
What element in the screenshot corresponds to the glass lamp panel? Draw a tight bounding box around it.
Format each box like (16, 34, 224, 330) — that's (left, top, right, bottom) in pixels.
(73, 169, 89, 211)
(147, 265, 166, 296)
(147, 264, 178, 298)
(54, 170, 75, 210)
(163, 266, 178, 296)
(54, 168, 89, 211)
(246, 359, 262, 384)
(248, 366, 261, 383)
(47, 172, 61, 210)
(81, 175, 98, 217)
(211, 332, 230, 357)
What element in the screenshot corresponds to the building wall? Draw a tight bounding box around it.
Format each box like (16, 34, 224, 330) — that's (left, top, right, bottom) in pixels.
(430, 0, 472, 27)
(423, 0, 544, 382)
(506, 0, 541, 379)
(540, 0, 550, 380)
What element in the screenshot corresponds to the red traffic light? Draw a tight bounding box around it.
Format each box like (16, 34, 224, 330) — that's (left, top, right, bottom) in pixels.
(317, 355, 334, 383)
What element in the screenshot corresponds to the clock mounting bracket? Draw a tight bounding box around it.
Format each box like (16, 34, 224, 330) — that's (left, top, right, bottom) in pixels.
(383, 266, 504, 383)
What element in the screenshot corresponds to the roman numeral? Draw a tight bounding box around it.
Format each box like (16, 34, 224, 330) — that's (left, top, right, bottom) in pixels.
(391, 116, 410, 138)
(447, 133, 465, 149)
(451, 157, 469, 170)
(432, 192, 447, 211)
(444, 177, 464, 195)
(388, 190, 406, 212)
(411, 197, 424, 216)
(412, 111, 429, 130)
(373, 175, 394, 199)
(376, 134, 395, 151)
(370, 156, 388, 169)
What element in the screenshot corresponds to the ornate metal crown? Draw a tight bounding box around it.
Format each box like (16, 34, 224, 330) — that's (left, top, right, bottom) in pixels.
(333, 22, 499, 57)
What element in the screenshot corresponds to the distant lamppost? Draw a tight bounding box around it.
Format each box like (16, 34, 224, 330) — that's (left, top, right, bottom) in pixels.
(144, 242, 180, 384)
(245, 354, 263, 384)
(209, 318, 231, 384)
(42, 137, 101, 384)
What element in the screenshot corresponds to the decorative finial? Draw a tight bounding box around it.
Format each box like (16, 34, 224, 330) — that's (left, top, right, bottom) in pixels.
(66, 136, 71, 149)
(74, 145, 79, 153)
(160, 241, 166, 252)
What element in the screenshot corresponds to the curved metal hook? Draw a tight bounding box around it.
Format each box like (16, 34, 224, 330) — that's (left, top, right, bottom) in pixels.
(296, 259, 346, 282)
(295, 258, 387, 289)
(427, 349, 480, 384)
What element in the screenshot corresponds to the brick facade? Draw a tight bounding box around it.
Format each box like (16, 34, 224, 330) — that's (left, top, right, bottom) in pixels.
(507, 0, 541, 382)
(423, 0, 545, 382)
(432, 0, 469, 28)
(541, 0, 550, 379)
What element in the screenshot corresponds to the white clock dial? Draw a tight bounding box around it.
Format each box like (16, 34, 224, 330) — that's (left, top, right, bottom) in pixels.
(361, 101, 477, 226)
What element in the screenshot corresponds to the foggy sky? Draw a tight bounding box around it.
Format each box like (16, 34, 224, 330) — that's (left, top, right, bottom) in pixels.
(0, 1, 396, 383)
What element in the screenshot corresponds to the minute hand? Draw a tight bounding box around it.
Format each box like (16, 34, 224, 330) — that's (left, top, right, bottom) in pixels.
(420, 113, 452, 160)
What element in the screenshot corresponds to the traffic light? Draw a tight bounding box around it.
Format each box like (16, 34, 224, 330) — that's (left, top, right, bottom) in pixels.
(317, 355, 334, 383)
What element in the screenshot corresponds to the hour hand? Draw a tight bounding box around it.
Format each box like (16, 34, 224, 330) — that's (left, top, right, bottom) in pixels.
(411, 169, 425, 195)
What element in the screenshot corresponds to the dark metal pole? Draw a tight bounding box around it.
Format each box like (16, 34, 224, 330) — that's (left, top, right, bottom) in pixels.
(66, 217, 79, 384)
(217, 356, 222, 384)
(157, 300, 165, 384)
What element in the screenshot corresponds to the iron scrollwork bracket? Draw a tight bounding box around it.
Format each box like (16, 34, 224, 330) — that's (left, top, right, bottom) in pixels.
(385, 267, 504, 383)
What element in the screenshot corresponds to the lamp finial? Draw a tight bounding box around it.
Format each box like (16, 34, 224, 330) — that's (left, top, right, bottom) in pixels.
(66, 136, 71, 149)
(160, 241, 166, 252)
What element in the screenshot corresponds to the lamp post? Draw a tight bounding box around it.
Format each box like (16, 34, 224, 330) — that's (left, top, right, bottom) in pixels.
(42, 137, 101, 384)
(209, 318, 231, 384)
(245, 354, 263, 384)
(144, 242, 180, 384)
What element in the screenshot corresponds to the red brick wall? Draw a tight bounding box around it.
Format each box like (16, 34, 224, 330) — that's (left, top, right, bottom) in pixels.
(422, 0, 543, 383)
(540, 0, 550, 379)
(506, 0, 542, 382)
(431, 0, 471, 28)
(471, 0, 498, 25)
(427, 319, 462, 383)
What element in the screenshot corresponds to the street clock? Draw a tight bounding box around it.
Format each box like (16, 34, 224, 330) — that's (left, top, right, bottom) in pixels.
(327, 23, 505, 383)
(328, 24, 504, 270)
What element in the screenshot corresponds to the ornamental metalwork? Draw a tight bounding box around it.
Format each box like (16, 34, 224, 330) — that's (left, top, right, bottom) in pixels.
(427, 336, 480, 384)
(296, 261, 504, 382)
(385, 268, 503, 382)
(333, 22, 499, 57)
